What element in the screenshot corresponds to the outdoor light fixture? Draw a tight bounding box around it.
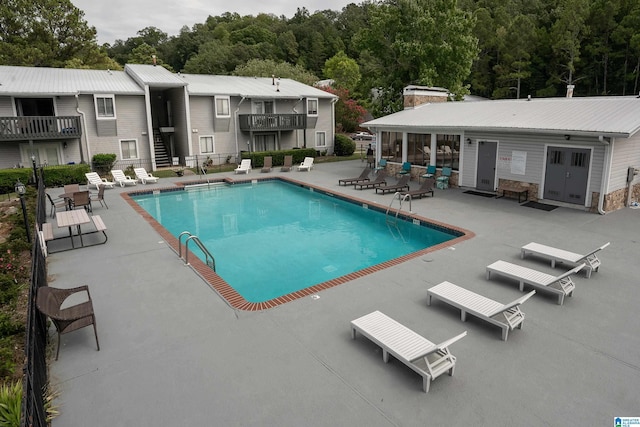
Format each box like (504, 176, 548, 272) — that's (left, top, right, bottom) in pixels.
(564, 135, 571, 140)
(14, 179, 30, 243)
(466, 138, 472, 144)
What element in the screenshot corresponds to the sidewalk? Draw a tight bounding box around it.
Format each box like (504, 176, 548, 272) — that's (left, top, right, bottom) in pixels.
(48, 160, 640, 426)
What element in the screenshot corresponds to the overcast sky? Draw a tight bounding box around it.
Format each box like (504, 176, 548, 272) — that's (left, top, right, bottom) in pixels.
(71, 0, 357, 45)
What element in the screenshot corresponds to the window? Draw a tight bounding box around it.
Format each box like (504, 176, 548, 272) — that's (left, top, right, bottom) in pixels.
(380, 131, 403, 163)
(94, 95, 115, 119)
(215, 96, 230, 117)
(407, 133, 431, 166)
(315, 131, 326, 147)
(435, 134, 461, 170)
(120, 139, 138, 159)
(200, 136, 215, 154)
(307, 98, 318, 116)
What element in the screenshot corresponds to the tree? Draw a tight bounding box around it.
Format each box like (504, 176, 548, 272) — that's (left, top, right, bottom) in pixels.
(322, 86, 367, 133)
(354, 0, 478, 116)
(323, 51, 361, 90)
(0, 0, 115, 68)
(233, 59, 318, 86)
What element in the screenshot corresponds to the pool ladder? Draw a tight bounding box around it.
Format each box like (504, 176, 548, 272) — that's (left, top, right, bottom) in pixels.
(385, 192, 412, 225)
(178, 231, 216, 272)
(385, 192, 411, 241)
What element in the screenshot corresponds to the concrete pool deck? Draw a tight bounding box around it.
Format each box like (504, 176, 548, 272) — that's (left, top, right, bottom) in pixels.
(47, 160, 640, 426)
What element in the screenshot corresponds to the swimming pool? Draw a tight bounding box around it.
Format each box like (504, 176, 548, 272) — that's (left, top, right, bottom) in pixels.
(128, 178, 470, 309)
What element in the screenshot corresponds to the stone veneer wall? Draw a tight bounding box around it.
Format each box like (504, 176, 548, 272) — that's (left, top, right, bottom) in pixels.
(403, 94, 447, 109)
(592, 182, 640, 212)
(496, 179, 538, 202)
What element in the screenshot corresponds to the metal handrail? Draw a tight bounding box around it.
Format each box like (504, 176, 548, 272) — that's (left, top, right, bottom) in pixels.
(178, 231, 216, 271)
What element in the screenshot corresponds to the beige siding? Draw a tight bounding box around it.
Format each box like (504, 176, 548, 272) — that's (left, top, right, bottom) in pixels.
(609, 135, 640, 191)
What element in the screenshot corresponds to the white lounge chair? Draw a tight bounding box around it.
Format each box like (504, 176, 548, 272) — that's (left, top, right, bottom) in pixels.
(134, 168, 159, 184)
(486, 260, 585, 305)
(235, 159, 252, 174)
(351, 311, 466, 393)
(85, 172, 115, 189)
(297, 157, 314, 171)
(520, 242, 610, 278)
(110, 169, 138, 187)
(427, 281, 536, 341)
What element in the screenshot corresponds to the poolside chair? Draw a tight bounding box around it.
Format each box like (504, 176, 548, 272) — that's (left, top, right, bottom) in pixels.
(85, 172, 115, 189)
(90, 184, 108, 209)
(374, 159, 387, 174)
(401, 178, 435, 199)
(351, 311, 467, 393)
(72, 190, 92, 212)
(111, 169, 138, 187)
(354, 171, 387, 190)
(235, 159, 252, 174)
(36, 285, 100, 360)
(375, 175, 411, 194)
(134, 168, 159, 184)
(281, 155, 293, 172)
(338, 168, 370, 186)
(520, 242, 610, 278)
(486, 260, 585, 305)
(427, 281, 536, 341)
(398, 161, 412, 176)
(420, 165, 437, 182)
(46, 193, 67, 218)
(64, 184, 80, 194)
(436, 167, 452, 189)
(298, 157, 314, 171)
(261, 156, 272, 173)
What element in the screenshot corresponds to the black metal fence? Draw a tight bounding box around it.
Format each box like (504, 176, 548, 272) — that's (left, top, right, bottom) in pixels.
(21, 168, 49, 427)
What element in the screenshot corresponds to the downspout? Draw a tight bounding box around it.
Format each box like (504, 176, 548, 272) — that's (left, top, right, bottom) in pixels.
(292, 97, 303, 149)
(330, 97, 338, 153)
(75, 93, 89, 165)
(597, 136, 612, 215)
(234, 96, 246, 159)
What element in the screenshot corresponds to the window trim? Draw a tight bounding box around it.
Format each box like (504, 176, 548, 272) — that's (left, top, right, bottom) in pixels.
(199, 135, 215, 154)
(315, 131, 327, 148)
(94, 94, 116, 120)
(307, 98, 318, 116)
(215, 96, 231, 118)
(119, 138, 139, 160)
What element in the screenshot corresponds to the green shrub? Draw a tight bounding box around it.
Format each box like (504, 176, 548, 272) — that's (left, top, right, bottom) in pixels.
(334, 134, 356, 156)
(91, 153, 117, 176)
(0, 276, 19, 306)
(41, 164, 90, 188)
(0, 170, 32, 194)
(0, 380, 21, 427)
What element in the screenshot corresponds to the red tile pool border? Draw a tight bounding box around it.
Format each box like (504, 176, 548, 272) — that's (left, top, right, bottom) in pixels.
(122, 177, 475, 311)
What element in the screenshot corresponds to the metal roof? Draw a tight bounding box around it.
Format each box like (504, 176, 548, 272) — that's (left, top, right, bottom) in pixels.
(124, 64, 187, 88)
(180, 74, 337, 100)
(364, 96, 640, 138)
(0, 66, 144, 95)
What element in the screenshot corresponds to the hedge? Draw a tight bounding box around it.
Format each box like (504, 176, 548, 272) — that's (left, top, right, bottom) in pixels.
(240, 148, 317, 167)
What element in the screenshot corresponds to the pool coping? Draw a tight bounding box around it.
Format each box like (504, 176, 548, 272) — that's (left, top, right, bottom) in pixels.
(122, 176, 475, 311)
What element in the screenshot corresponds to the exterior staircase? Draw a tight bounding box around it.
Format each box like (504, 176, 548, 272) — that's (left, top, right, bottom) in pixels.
(153, 129, 171, 167)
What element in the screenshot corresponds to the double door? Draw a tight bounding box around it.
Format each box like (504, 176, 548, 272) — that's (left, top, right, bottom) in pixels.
(544, 147, 590, 204)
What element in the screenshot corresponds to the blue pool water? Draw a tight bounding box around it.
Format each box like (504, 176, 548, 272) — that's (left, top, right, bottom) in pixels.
(132, 181, 458, 302)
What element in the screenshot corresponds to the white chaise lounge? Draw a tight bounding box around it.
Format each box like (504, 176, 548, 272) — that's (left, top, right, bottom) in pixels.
(297, 157, 314, 171)
(235, 159, 252, 174)
(486, 260, 585, 305)
(427, 281, 536, 341)
(85, 172, 115, 189)
(110, 169, 138, 187)
(350, 310, 466, 393)
(134, 168, 159, 184)
(520, 242, 610, 278)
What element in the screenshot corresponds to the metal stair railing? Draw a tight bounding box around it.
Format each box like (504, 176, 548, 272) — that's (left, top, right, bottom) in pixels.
(178, 231, 216, 271)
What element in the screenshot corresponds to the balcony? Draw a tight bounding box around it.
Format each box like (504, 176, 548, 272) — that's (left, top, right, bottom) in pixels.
(0, 116, 82, 141)
(238, 114, 306, 131)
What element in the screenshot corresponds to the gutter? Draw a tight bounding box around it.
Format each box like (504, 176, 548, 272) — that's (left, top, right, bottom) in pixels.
(597, 136, 611, 215)
(75, 93, 88, 164)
